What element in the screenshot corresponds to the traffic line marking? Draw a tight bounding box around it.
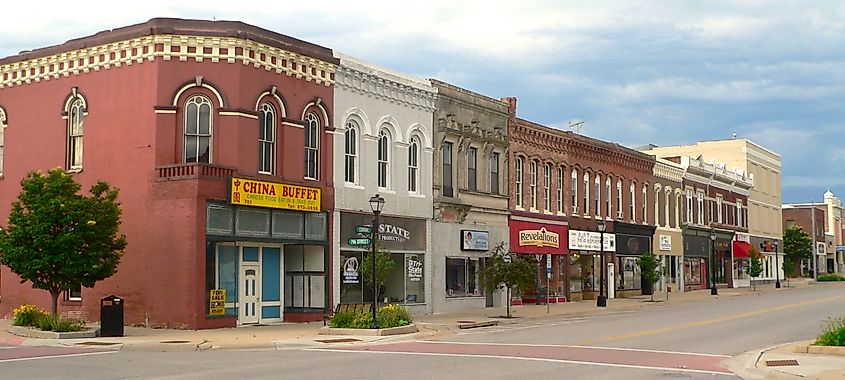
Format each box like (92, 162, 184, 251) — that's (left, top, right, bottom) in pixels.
(0, 350, 117, 363)
(424, 341, 731, 358)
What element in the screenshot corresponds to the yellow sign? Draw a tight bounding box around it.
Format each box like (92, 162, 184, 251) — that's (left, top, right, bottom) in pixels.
(519, 227, 560, 248)
(230, 177, 321, 212)
(209, 289, 226, 316)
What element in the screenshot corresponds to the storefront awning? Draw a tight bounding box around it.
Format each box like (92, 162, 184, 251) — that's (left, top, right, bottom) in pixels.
(733, 241, 752, 258)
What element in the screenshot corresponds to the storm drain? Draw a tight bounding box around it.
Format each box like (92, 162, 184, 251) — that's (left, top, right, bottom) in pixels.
(75, 342, 120, 346)
(766, 359, 800, 367)
(315, 338, 361, 344)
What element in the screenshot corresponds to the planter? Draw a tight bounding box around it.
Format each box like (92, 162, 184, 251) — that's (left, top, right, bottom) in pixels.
(319, 324, 418, 336)
(7, 325, 99, 339)
(795, 344, 845, 356)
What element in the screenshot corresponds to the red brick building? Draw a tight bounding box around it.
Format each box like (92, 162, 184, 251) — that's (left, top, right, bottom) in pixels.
(506, 97, 656, 302)
(0, 19, 338, 328)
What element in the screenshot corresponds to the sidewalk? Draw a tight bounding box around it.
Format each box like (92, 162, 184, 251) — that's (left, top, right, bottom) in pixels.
(728, 340, 845, 379)
(0, 278, 827, 354)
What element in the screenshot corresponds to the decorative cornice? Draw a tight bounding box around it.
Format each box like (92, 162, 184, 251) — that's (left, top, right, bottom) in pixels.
(1, 34, 336, 89)
(335, 55, 436, 112)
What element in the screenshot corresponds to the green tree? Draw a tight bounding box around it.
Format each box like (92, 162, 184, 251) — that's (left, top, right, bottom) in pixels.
(360, 243, 395, 304)
(748, 247, 764, 291)
(783, 225, 812, 277)
(636, 251, 662, 301)
(0, 169, 127, 315)
(483, 242, 536, 318)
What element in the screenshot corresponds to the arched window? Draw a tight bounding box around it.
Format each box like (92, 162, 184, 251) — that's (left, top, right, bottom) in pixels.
(344, 121, 358, 183)
(529, 161, 538, 209)
(583, 172, 589, 215)
(543, 164, 551, 211)
(408, 137, 420, 193)
(184, 95, 212, 163)
(571, 169, 578, 214)
(377, 130, 390, 188)
(557, 167, 564, 213)
(0, 106, 6, 176)
(594, 175, 601, 217)
(616, 179, 623, 219)
(258, 103, 276, 174)
(304, 113, 320, 179)
(642, 185, 648, 224)
(630, 182, 636, 222)
(605, 177, 612, 217)
(67, 97, 85, 169)
(514, 157, 523, 208)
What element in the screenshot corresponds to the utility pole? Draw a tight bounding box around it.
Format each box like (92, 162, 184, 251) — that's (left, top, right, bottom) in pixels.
(811, 200, 817, 281)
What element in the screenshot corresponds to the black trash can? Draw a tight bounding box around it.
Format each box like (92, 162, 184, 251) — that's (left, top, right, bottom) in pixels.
(100, 295, 124, 337)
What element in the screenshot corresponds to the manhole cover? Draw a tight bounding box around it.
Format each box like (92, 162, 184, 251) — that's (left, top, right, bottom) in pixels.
(160, 340, 191, 344)
(315, 338, 361, 344)
(75, 342, 120, 346)
(766, 359, 799, 367)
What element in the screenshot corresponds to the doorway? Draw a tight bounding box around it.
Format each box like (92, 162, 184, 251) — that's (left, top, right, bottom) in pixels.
(240, 263, 260, 324)
(216, 243, 284, 325)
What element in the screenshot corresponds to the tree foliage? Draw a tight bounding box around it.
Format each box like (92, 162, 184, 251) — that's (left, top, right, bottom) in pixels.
(636, 251, 662, 301)
(748, 247, 764, 290)
(0, 169, 127, 315)
(360, 242, 395, 303)
(783, 225, 812, 276)
(483, 242, 536, 317)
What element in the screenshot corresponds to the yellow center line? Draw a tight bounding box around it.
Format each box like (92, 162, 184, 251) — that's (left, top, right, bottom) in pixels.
(571, 294, 845, 346)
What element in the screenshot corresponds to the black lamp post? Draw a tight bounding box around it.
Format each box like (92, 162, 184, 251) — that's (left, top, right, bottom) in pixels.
(710, 231, 718, 296)
(368, 194, 385, 329)
(597, 220, 607, 307)
(774, 242, 781, 289)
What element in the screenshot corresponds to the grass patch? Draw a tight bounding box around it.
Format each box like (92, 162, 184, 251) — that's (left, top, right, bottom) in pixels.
(815, 317, 845, 346)
(817, 274, 845, 282)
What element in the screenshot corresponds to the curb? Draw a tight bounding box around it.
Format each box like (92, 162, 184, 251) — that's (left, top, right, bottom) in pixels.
(7, 325, 99, 339)
(319, 324, 418, 336)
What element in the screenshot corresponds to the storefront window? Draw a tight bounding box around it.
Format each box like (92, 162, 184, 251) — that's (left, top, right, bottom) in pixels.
(617, 256, 641, 290)
(684, 258, 701, 286)
(734, 258, 749, 280)
(446, 257, 484, 298)
(217, 244, 238, 316)
(283, 245, 326, 309)
(569, 254, 599, 293)
(236, 208, 270, 237)
(272, 210, 304, 239)
(207, 204, 233, 235)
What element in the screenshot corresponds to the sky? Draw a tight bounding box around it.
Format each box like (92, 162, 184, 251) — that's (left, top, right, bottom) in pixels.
(1, 1, 843, 203)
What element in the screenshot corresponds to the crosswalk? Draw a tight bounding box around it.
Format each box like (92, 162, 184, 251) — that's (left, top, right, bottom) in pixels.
(453, 317, 589, 335)
(0, 345, 115, 363)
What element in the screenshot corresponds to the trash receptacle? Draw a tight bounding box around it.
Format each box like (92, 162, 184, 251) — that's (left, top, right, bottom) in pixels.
(100, 295, 124, 337)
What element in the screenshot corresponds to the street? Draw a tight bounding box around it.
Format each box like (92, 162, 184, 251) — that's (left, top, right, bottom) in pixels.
(2, 284, 844, 379)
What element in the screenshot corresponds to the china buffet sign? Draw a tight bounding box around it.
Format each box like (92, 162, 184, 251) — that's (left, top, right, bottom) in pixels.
(230, 178, 321, 212)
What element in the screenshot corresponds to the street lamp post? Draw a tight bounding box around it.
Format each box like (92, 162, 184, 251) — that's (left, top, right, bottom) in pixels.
(597, 220, 607, 307)
(710, 231, 718, 296)
(774, 242, 781, 289)
(368, 194, 385, 329)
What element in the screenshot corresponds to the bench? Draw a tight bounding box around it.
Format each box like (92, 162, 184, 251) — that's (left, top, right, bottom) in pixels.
(323, 303, 374, 326)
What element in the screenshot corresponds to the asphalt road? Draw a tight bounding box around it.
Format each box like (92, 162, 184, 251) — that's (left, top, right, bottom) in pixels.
(2, 284, 844, 379)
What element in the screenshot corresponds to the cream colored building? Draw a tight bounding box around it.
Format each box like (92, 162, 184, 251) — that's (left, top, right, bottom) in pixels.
(643, 139, 784, 283)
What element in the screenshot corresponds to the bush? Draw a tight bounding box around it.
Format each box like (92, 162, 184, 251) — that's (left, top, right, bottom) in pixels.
(815, 317, 845, 346)
(329, 304, 412, 329)
(12, 304, 47, 327)
(817, 274, 845, 282)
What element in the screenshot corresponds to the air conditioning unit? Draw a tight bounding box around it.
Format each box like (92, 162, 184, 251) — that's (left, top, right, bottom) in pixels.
(616, 211, 624, 219)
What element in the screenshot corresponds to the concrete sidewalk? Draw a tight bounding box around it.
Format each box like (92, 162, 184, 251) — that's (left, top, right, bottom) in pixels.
(728, 340, 845, 379)
(0, 278, 827, 355)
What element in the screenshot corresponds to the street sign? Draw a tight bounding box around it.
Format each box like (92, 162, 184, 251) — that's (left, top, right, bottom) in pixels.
(355, 225, 373, 234)
(348, 238, 372, 246)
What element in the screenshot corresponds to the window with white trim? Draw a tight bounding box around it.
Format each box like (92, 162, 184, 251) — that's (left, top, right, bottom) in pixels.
(0, 106, 6, 176)
(544, 164, 551, 211)
(378, 130, 390, 188)
(696, 191, 704, 225)
(67, 97, 86, 169)
(443, 142, 453, 197)
(514, 157, 523, 207)
(408, 137, 420, 193)
(716, 195, 723, 224)
(583, 173, 590, 215)
(594, 176, 601, 216)
(65, 284, 82, 301)
(344, 121, 358, 183)
(467, 147, 477, 191)
(642, 185, 648, 224)
(184, 95, 211, 164)
(530, 161, 538, 209)
(605, 177, 611, 218)
(571, 169, 578, 214)
(736, 200, 743, 227)
(304, 113, 320, 179)
(686, 189, 693, 224)
(557, 167, 564, 213)
(630, 183, 636, 222)
(491, 152, 500, 194)
(258, 103, 276, 175)
(616, 179, 623, 219)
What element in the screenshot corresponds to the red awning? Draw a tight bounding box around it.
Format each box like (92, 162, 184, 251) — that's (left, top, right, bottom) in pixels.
(733, 241, 752, 258)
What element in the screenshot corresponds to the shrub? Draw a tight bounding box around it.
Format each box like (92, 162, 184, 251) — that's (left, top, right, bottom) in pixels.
(12, 304, 47, 327)
(329, 311, 356, 328)
(35, 314, 57, 331)
(377, 304, 412, 328)
(817, 274, 845, 282)
(815, 317, 845, 346)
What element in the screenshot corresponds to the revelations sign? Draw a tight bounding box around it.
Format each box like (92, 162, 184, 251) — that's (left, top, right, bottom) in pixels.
(230, 177, 321, 212)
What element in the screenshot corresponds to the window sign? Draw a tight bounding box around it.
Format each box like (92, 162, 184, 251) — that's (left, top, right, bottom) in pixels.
(342, 256, 360, 284)
(659, 235, 672, 251)
(461, 230, 490, 251)
(407, 256, 423, 282)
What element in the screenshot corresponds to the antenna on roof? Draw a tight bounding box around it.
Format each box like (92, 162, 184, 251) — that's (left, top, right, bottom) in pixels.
(732, 132, 737, 139)
(568, 120, 585, 134)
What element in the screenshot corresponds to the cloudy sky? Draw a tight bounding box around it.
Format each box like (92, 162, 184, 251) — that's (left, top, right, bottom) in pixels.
(1, 1, 842, 203)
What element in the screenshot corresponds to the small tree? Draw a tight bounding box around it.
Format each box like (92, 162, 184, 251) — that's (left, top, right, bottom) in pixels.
(748, 247, 764, 291)
(0, 168, 127, 315)
(360, 243, 395, 304)
(483, 242, 536, 318)
(636, 251, 662, 302)
(783, 225, 812, 277)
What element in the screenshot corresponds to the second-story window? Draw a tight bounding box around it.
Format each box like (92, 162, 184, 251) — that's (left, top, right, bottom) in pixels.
(557, 167, 564, 213)
(544, 164, 551, 211)
(530, 161, 538, 209)
(736, 200, 743, 227)
(344, 121, 358, 183)
(408, 137, 419, 193)
(616, 179, 623, 219)
(514, 157, 523, 207)
(378, 130, 390, 188)
(594, 176, 601, 217)
(686, 189, 693, 224)
(467, 147, 477, 191)
(642, 185, 648, 223)
(258, 103, 276, 175)
(0, 107, 5, 176)
(443, 142, 453, 197)
(490, 152, 500, 195)
(583, 173, 589, 215)
(716, 195, 723, 224)
(184, 95, 212, 163)
(304, 113, 320, 179)
(630, 183, 636, 222)
(605, 177, 611, 218)
(571, 169, 578, 214)
(696, 191, 704, 225)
